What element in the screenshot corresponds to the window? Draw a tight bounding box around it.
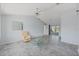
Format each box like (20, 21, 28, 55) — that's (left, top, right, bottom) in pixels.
(12, 21, 23, 30)
(51, 25, 60, 35)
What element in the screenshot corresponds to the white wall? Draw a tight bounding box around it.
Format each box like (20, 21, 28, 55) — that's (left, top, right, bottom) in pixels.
(1, 15, 44, 45)
(0, 15, 1, 40)
(44, 25, 49, 35)
(61, 8, 79, 45)
(0, 7, 1, 41)
(78, 15, 79, 42)
(77, 13, 79, 45)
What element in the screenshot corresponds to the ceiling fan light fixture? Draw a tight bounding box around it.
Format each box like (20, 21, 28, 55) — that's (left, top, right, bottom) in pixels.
(35, 12, 39, 16)
(76, 10, 79, 12)
(34, 8, 40, 16)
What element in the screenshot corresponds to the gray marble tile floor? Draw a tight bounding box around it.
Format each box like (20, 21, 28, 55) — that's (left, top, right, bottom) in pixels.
(0, 35, 78, 56)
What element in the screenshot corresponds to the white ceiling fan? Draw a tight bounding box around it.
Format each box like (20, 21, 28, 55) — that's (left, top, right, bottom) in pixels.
(33, 8, 47, 24)
(34, 8, 41, 16)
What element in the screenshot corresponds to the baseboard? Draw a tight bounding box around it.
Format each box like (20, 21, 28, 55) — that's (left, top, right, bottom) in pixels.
(31, 35, 48, 39)
(0, 40, 22, 46)
(0, 35, 46, 46)
(61, 40, 79, 46)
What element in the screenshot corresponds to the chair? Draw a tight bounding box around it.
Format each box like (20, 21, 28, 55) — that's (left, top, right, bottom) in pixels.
(22, 31, 31, 42)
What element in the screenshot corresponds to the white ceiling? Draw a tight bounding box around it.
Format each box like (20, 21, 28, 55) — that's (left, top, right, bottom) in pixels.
(0, 3, 77, 25)
(39, 3, 77, 25)
(0, 3, 56, 15)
